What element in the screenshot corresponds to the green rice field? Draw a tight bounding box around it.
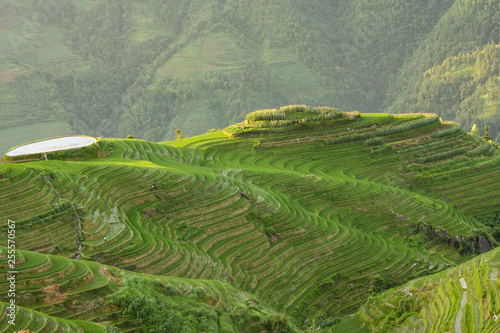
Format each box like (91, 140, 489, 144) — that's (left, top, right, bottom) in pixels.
(1, 108, 500, 331)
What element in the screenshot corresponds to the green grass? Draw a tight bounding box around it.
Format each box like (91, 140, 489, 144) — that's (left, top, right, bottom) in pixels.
(329, 316, 371, 333)
(0, 301, 107, 332)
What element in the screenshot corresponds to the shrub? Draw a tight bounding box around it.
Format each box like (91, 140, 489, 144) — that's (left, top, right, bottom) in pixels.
(471, 124, 479, 135)
(263, 227, 277, 237)
(489, 139, 500, 149)
(433, 126, 464, 138)
(364, 137, 384, 147)
(324, 132, 374, 145)
(246, 109, 285, 123)
(312, 106, 338, 114)
(252, 139, 262, 150)
(416, 147, 467, 163)
(370, 274, 398, 293)
(320, 111, 344, 120)
(175, 129, 184, 140)
(127, 134, 134, 139)
(483, 125, 492, 141)
(468, 141, 494, 157)
(279, 104, 310, 113)
(374, 116, 440, 136)
(325, 116, 439, 145)
(175, 223, 203, 242)
(223, 125, 246, 137)
(315, 316, 341, 328)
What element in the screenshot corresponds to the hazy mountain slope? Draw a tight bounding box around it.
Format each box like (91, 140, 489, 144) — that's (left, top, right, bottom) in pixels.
(118, 0, 455, 139)
(401, 43, 500, 141)
(386, 0, 500, 125)
(1, 109, 500, 330)
(0, 0, 466, 142)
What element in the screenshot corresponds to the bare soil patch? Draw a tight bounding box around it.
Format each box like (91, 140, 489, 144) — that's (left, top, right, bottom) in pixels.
(0, 68, 25, 82)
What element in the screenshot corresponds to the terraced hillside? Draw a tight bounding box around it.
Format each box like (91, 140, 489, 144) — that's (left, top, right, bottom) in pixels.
(359, 246, 500, 333)
(1, 106, 500, 331)
(0, 247, 295, 332)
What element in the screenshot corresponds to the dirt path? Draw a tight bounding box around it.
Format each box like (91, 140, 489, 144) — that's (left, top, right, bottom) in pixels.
(74, 209, 83, 259)
(455, 277, 468, 333)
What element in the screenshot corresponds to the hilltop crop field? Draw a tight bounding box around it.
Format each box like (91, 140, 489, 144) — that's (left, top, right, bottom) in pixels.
(1, 107, 500, 332)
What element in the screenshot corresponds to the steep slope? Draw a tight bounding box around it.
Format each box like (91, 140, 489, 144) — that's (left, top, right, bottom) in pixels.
(1, 108, 500, 330)
(0, 247, 298, 332)
(388, 43, 500, 141)
(0, 0, 466, 142)
(386, 0, 500, 132)
(359, 246, 500, 332)
(0, 301, 106, 333)
(117, 0, 455, 138)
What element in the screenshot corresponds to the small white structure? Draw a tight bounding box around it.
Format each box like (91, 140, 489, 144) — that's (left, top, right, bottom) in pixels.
(6, 136, 96, 157)
(459, 277, 467, 290)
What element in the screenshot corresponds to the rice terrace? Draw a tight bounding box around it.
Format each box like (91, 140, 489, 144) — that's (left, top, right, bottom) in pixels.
(2, 105, 500, 332)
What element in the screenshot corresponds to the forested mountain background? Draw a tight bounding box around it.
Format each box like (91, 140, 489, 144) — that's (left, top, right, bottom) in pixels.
(0, 0, 499, 141)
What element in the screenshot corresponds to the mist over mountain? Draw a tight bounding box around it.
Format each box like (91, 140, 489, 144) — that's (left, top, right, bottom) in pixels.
(0, 0, 498, 142)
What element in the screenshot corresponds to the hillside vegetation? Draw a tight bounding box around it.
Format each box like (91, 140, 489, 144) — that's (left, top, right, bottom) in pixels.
(1, 108, 500, 331)
(1, 0, 499, 146)
(360, 246, 500, 332)
(390, 43, 500, 142)
(0, 247, 297, 332)
(387, 0, 500, 123)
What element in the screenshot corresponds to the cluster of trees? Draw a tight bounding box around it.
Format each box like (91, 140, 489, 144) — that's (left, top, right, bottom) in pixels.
(114, 275, 300, 332)
(400, 43, 500, 141)
(2, 0, 499, 141)
(325, 115, 439, 145)
(2, 0, 172, 137)
(387, 0, 500, 139)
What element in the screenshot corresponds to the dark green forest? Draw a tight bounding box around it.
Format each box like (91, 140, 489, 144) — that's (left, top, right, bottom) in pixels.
(0, 0, 499, 141)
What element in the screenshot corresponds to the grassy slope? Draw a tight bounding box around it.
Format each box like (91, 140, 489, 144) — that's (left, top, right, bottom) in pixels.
(359, 246, 500, 332)
(0, 301, 106, 333)
(0, 247, 297, 332)
(1, 110, 500, 330)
